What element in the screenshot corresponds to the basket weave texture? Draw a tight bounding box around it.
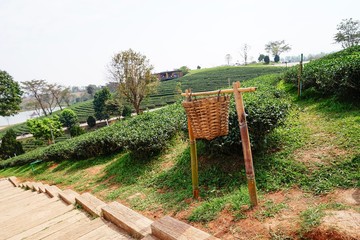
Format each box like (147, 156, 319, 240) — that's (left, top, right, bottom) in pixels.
(182, 95, 230, 140)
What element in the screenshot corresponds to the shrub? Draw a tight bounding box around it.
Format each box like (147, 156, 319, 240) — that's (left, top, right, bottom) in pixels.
(87, 116, 96, 128)
(283, 46, 360, 100)
(122, 105, 132, 118)
(59, 109, 78, 129)
(264, 56, 270, 64)
(69, 125, 85, 137)
(0, 129, 24, 159)
(274, 55, 280, 63)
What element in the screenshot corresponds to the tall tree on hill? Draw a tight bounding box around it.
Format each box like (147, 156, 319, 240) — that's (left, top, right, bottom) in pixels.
(108, 49, 158, 114)
(0, 129, 24, 159)
(240, 44, 251, 65)
(0, 70, 22, 117)
(225, 53, 232, 65)
(265, 40, 291, 58)
(334, 18, 360, 48)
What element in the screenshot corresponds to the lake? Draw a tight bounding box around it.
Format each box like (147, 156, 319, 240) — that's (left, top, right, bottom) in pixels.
(0, 108, 60, 127)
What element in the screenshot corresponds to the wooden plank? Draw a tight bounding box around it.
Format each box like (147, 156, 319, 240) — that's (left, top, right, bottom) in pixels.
(38, 183, 49, 193)
(45, 185, 63, 198)
(76, 222, 130, 240)
(0, 191, 51, 212)
(7, 210, 81, 240)
(142, 235, 160, 240)
(102, 201, 153, 239)
(75, 192, 107, 217)
(8, 177, 19, 187)
(151, 216, 219, 240)
(59, 189, 80, 205)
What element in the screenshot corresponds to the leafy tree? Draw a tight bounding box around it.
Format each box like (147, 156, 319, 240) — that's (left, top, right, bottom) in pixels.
(59, 109, 78, 129)
(105, 98, 123, 117)
(265, 40, 291, 57)
(87, 116, 96, 128)
(0, 129, 24, 159)
(22, 79, 48, 116)
(274, 54, 280, 63)
(179, 66, 190, 75)
(93, 87, 111, 120)
(0, 70, 22, 117)
(122, 105, 132, 118)
(27, 116, 63, 144)
(86, 84, 97, 97)
(258, 54, 265, 62)
(108, 49, 159, 114)
(225, 53, 232, 65)
(197, 65, 201, 69)
(264, 55, 270, 64)
(334, 18, 360, 48)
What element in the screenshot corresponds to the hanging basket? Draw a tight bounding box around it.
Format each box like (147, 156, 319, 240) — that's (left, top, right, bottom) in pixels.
(182, 95, 230, 140)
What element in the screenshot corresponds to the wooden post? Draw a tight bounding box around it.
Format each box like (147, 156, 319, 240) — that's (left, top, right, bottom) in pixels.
(298, 53, 303, 97)
(185, 90, 199, 199)
(232, 81, 258, 206)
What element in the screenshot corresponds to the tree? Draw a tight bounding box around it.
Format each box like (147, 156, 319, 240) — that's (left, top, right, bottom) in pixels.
(87, 116, 96, 128)
(274, 54, 280, 63)
(334, 18, 360, 48)
(86, 84, 97, 97)
(258, 54, 265, 62)
(225, 54, 232, 65)
(240, 44, 251, 65)
(59, 109, 78, 129)
(197, 65, 201, 69)
(264, 55, 270, 64)
(179, 66, 190, 76)
(265, 40, 291, 57)
(0, 129, 24, 159)
(22, 79, 48, 116)
(93, 87, 111, 120)
(27, 116, 63, 144)
(105, 98, 123, 117)
(108, 49, 159, 114)
(0, 70, 22, 117)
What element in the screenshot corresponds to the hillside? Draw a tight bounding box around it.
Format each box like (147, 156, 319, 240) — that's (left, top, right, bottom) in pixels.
(0, 69, 359, 239)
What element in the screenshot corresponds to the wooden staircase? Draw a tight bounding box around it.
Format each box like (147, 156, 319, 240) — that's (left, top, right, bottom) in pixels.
(0, 177, 218, 240)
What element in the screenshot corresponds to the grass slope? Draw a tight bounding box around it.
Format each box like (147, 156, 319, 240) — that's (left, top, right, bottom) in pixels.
(0, 73, 359, 238)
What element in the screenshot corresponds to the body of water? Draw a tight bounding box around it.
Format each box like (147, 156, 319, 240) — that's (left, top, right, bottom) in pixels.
(0, 108, 60, 127)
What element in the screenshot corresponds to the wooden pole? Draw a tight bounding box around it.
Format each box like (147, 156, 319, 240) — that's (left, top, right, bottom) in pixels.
(185, 90, 199, 199)
(232, 81, 258, 207)
(298, 53, 303, 97)
(181, 87, 256, 97)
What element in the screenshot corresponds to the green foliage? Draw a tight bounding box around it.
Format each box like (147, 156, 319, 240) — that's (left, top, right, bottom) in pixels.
(204, 75, 290, 154)
(1, 104, 185, 167)
(87, 116, 96, 128)
(179, 66, 190, 75)
(0, 129, 24, 159)
(69, 125, 85, 137)
(283, 45, 360, 100)
(27, 116, 63, 144)
(0, 70, 22, 116)
(334, 18, 360, 49)
(258, 54, 265, 62)
(105, 98, 123, 117)
(274, 54, 280, 63)
(93, 87, 111, 120)
(59, 109, 78, 129)
(264, 55, 270, 64)
(265, 40, 291, 57)
(122, 105, 132, 118)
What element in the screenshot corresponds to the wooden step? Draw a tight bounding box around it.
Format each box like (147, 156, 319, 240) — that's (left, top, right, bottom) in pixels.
(102, 201, 153, 239)
(142, 235, 160, 240)
(8, 176, 19, 187)
(75, 192, 107, 217)
(151, 216, 219, 240)
(45, 185, 63, 198)
(59, 189, 80, 205)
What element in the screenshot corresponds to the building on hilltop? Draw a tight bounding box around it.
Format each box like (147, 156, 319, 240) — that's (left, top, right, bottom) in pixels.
(154, 70, 183, 81)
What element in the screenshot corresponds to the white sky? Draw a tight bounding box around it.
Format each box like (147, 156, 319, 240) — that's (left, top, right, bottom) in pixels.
(0, 0, 358, 87)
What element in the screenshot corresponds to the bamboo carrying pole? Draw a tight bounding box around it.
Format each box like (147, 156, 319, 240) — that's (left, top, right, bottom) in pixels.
(232, 81, 258, 206)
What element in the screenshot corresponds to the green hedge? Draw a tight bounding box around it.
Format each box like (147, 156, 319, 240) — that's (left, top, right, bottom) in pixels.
(283, 46, 360, 99)
(201, 74, 290, 154)
(0, 104, 185, 167)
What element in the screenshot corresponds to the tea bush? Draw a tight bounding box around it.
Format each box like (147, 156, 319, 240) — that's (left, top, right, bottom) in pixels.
(283, 46, 360, 99)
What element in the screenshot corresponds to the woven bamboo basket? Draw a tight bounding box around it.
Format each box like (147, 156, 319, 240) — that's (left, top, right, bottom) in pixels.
(182, 95, 230, 140)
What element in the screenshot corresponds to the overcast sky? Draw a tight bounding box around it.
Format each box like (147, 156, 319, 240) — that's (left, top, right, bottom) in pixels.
(0, 0, 359, 87)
